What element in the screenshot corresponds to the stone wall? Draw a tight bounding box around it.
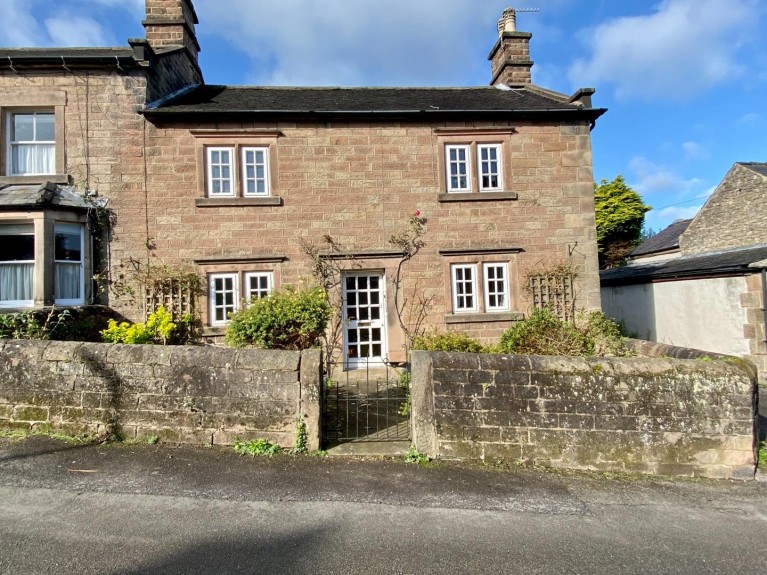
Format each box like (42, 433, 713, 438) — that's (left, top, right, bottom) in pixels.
(135, 117, 600, 348)
(680, 163, 767, 255)
(0, 340, 321, 449)
(411, 350, 757, 479)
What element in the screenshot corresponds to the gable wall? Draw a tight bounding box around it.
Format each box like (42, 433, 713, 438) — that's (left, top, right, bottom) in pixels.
(681, 164, 767, 255)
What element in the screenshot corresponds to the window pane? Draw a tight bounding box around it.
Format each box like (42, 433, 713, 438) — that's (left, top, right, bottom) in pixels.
(55, 262, 81, 300)
(2, 235, 34, 261)
(54, 228, 82, 262)
(36, 114, 55, 141)
(0, 263, 33, 302)
(12, 114, 34, 141)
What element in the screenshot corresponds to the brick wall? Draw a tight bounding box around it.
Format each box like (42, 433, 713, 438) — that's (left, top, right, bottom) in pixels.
(411, 350, 757, 479)
(681, 163, 767, 255)
(0, 340, 321, 449)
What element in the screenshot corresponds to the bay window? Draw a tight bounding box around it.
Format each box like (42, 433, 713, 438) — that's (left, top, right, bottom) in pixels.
(0, 224, 35, 307)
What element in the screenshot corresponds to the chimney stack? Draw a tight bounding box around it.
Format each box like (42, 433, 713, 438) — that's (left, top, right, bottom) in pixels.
(488, 8, 534, 85)
(143, 0, 200, 62)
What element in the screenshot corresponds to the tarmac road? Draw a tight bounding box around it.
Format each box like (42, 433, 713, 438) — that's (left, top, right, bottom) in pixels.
(0, 436, 766, 574)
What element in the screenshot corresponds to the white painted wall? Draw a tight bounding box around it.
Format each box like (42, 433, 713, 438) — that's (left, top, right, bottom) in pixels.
(601, 276, 750, 356)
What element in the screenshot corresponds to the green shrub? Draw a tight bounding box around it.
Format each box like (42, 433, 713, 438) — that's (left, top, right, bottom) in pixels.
(412, 330, 484, 353)
(101, 306, 177, 345)
(498, 308, 631, 357)
(225, 286, 331, 350)
(0, 306, 121, 342)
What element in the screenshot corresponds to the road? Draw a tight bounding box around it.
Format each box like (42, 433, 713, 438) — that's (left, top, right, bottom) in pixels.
(0, 436, 766, 574)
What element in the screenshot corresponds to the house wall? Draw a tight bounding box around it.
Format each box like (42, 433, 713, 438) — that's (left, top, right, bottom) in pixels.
(0, 339, 322, 449)
(411, 350, 756, 479)
(123, 118, 600, 349)
(601, 276, 750, 356)
(681, 163, 767, 255)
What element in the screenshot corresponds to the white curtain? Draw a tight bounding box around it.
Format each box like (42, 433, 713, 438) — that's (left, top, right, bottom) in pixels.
(11, 144, 55, 175)
(0, 263, 34, 302)
(55, 263, 81, 301)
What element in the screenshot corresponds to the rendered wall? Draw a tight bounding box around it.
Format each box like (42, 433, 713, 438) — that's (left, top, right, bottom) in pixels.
(0, 340, 321, 449)
(600, 277, 749, 356)
(411, 350, 757, 479)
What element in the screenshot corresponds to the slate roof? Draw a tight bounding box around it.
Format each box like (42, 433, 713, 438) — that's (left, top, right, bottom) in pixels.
(0, 47, 138, 68)
(144, 85, 606, 120)
(739, 162, 767, 177)
(629, 219, 692, 257)
(600, 244, 767, 286)
(0, 184, 91, 211)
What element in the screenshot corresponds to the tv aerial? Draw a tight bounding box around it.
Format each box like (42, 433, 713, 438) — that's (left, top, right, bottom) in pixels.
(498, 7, 540, 33)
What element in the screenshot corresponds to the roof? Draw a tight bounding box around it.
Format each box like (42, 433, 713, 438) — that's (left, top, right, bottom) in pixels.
(143, 85, 607, 121)
(629, 219, 692, 257)
(600, 244, 767, 286)
(0, 47, 139, 69)
(739, 162, 767, 177)
(0, 183, 92, 211)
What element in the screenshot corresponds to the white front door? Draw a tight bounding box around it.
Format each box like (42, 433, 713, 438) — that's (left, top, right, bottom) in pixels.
(343, 272, 387, 368)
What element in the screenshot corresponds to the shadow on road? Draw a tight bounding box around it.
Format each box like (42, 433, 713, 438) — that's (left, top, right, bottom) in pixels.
(113, 525, 333, 575)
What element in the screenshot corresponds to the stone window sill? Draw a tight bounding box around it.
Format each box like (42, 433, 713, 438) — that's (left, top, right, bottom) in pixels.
(195, 197, 282, 208)
(0, 174, 70, 186)
(444, 312, 523, 324)
(202, 326, 227, 338)
(438, 191, 518, 202)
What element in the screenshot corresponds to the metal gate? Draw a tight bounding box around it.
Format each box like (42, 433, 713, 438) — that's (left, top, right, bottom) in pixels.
(322, 360, 410, 447)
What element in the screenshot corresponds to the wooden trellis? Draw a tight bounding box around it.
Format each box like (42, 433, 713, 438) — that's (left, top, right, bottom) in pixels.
(528, 272, 575, 322)
(144, 277, 197, 320)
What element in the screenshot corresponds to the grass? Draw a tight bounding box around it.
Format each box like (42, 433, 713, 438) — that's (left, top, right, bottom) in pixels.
(759, 441, 766, 468)
(0, 428, 96, 445)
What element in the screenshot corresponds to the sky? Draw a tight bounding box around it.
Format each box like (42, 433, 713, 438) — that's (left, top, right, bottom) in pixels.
(1, 0, 765, 233)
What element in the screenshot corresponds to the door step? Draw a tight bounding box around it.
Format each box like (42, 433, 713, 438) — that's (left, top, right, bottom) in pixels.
(326, 441, 411, 457)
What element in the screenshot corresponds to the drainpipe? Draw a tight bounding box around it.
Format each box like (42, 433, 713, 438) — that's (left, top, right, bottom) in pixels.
(762, 270, 767, 343)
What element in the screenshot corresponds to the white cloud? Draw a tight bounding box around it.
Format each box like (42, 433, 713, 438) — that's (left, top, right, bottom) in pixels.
(628, 156, 702, 196)
(657, 204, 702, 221)
(737, 112, 762, 126)
(0, 0, 141, 47)
(0, 1, 43, 46)
(568, 0, 760, 100)
(44, 16, 111, 47)
(196, 0, 513, 86)
(681, 141, 708, 162)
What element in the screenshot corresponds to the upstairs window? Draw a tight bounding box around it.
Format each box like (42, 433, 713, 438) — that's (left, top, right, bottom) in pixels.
(478, 144, 503, 191)
(446, 145, 471, 192)
(8, 112, 55, 176)
(205, 145, 271, 197)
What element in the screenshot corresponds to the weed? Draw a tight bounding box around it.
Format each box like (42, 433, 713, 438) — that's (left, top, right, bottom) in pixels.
(398, 369, 412, 417)
(146, 435, 160, 445)
(290, 417, 308, 454)
(696, 355, 713, 362)
(759, 441, 766, 467)
(233, 438, 282, 457)
(404, 445, 429, 465)
(0, 428, 96, 444)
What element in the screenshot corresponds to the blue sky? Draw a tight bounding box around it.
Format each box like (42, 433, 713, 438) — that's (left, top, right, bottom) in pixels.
(2, 0, 765, 232)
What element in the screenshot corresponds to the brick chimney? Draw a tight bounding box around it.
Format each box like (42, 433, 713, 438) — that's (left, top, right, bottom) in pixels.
(143, 0, 200, 62)
(488, 8, 533, 85)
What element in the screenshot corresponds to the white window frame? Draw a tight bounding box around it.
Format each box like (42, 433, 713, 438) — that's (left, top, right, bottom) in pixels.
(483, 263, 509, 312)
(53, 223, 85, 306)
(209, 273, 239, 326)
(478, 144, 503, 192)
(451, 264, 478, 313)
(241, 147, 271, 197)
(206, 147, 235, 197)
(446, 144, 472, 193)
(0, 223, 35, 308)
(7, 111, 56, 176)
(244, 271, 272, 302)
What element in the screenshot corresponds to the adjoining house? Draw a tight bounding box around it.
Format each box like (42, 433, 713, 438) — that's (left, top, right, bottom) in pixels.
(0, 1, 605, 366)
(601, 162, 767, 434)
(626, 218, 691, 264)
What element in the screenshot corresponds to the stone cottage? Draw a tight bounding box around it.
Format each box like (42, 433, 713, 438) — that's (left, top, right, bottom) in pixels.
(0, 1, 605, 366)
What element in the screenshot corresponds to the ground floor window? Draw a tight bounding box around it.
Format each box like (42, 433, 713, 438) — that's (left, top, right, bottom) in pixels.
(450, 261, 511, 315)
(54, 224, 84, 305)
(208, 270, 274, 326)
(0, 224, 35, 307)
